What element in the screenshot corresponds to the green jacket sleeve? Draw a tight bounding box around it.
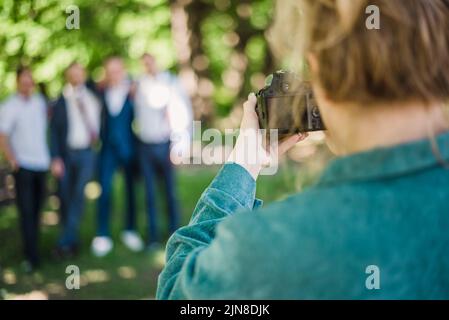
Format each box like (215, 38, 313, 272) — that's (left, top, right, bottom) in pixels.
(156, 163, 262, 299)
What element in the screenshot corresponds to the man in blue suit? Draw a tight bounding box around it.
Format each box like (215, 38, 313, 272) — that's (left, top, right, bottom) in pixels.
(91, 57, 143, 257)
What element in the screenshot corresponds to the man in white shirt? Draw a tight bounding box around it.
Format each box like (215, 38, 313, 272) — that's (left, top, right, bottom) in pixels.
(50, 62, 101, 258)
(135, 53, 193, 249)
(0, 66, 50, 271)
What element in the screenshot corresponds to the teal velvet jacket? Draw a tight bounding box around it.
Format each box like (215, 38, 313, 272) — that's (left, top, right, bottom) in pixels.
(157, 132, 449, 299)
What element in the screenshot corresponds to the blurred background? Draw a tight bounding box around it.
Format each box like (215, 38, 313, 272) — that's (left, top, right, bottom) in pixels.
(0, 0, 331, 299)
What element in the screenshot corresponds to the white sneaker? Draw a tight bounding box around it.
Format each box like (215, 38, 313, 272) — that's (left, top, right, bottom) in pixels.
(91, 236, 114, 257)
(121, 230, 144, 252)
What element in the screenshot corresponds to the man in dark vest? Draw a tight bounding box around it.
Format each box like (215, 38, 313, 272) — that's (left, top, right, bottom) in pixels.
(91, 56, 143, 257)
(50, 62, 100, 258)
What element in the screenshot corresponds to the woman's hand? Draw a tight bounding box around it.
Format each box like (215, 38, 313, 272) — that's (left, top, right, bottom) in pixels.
(0, 134, 19, 172)
(227, 93, 308, 180)
(51, 158, 65, 179)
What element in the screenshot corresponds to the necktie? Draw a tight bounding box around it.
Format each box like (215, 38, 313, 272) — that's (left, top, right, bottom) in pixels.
(75, 94, 98, 145)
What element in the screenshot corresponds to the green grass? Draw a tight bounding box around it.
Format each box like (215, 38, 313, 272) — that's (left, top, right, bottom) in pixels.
(0, 162, 320, 300)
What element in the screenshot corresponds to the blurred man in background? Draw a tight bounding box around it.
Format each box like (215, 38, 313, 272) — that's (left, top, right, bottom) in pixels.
(0, 66, 50, 271)
(135, 53, 192, 250)
(91, 57, 143, 257)
(50, 62, 101, 258)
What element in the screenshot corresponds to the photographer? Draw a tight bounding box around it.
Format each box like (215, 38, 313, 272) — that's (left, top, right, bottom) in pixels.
(157, 0, 449, 299)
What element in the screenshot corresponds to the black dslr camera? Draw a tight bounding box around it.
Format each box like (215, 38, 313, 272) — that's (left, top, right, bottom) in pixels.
(255, 71, 325, 137)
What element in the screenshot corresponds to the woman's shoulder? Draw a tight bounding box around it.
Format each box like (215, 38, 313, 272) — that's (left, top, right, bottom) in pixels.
(219, 187, 335, 236)
(218, 181, 378, 251)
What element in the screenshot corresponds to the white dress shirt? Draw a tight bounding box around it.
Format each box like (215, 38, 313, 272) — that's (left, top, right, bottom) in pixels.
(0, 93, 50, 171)
(105, 82, 130, 116)
(64, 84, 101, 150)
(135, 72, 193, 146)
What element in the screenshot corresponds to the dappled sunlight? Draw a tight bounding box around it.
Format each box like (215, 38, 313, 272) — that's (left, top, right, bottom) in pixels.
(222, 69, 242, 91)
(45, 282, 66, 296)
(250, 73, 267, 90)
(198, 78, 215, 98)
(42, 211, 59, 226)
(85, 181, 101, 200)
(7, 290, 48, 300)
(2, 268, 17, 285)
(82, 269, 110, 284)
(117, 266, 137, 280)
(153, 249, 166, 269)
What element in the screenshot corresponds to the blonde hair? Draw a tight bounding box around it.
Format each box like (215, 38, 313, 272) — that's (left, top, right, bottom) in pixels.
(268, 0, 449, 106)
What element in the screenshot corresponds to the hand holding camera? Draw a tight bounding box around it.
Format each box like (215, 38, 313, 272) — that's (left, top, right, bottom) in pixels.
(255, 71, 325, 138)
(227, 92, 307, 180)
(228, 71, 324, 179)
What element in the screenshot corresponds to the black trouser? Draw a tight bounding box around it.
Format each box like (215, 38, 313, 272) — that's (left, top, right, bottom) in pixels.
(14, 168, 47, 265)
(139, 141, 179, 243)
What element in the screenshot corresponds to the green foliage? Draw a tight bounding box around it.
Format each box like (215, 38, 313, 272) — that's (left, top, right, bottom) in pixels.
(0, 0, 274, 117)
(196, 0, 274, 116)
(0, 0, 175, 99)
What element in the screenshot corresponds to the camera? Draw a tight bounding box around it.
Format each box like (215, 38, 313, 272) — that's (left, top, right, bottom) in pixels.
(255, 71, 325, 137)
